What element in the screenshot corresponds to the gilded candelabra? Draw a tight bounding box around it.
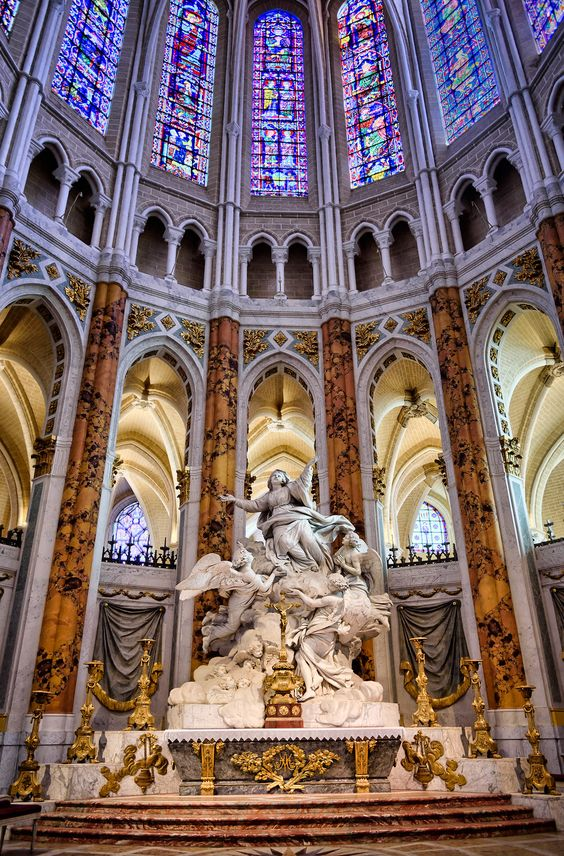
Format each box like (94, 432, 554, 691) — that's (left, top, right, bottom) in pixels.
(263, 592, 305, 726)
(409, 637, 437, 727)
(127, 638, 156, 730)
(461, 658, 500, 758)
(9, 690, 52, 801)
(517, 685, 557, 794)
(66, 661, 103, 763)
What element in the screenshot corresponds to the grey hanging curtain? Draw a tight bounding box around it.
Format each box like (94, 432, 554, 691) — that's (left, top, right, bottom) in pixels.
(397, 600, 469, 699)
(93, 602, 164, 701)
(550, 587, 564, 647)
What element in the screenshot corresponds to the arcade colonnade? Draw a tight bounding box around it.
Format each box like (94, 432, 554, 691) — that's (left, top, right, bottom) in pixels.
(0, 0, 562, 785)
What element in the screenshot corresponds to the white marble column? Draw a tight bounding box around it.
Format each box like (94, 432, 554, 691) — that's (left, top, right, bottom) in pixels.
(474, 177, 498, 232)
(307, 246, 321, 298)
(53, 164, 79, 224)
(409, 218, 427, 271)
(128, 214, 147, 269)
(541, 114, 564, 173)
(164, 225, 184, 281)
(89, 192, 111, 249)
(238, 246, 252, 297)
(202, 239, 216, 292)
(444, 200, 464, 255)
(343, 240, 358, 293)
(272, 246, 288, 300)
(374, 230, 393, 283)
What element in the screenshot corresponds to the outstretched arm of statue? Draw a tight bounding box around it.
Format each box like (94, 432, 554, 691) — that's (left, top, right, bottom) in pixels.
(219, 493, 267, 512)
(287, 588, 338, 610)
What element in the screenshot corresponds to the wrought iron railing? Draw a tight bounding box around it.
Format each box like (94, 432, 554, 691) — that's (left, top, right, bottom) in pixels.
(101, 538, 177, 569)
(0, 525, 23, 548)
(386, 541, 457, 568)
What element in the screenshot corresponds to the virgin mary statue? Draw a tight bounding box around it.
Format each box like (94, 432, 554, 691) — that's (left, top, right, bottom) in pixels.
(220, 458, 353, 574)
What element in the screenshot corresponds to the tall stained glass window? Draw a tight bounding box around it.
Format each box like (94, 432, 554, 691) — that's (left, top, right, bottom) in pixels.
(412, 501, 448, 550)
(337, 0, 404, 189)
(523, 1, 563, 52)
(152, 0, 218, 186)
(52, 0, 130, 135)
(112, 501, 150, 561)
(251, 11, 308, 197)
(0, 1, 19, 37)
(420, 0, 499, 144)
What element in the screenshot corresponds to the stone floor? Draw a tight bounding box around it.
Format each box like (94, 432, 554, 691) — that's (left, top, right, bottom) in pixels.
(3, 835, 564, 855)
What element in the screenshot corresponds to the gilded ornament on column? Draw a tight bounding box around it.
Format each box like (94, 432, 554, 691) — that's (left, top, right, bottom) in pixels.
(464, 276, 491, 324)
(192, 739, 224, 796)
(243, 328, 269, 364)
(273, 330, 288, 348)
(499, 436, 522, 476)
(493, 269, 507, 286)
(355, 321, 380, 362)
(400, 308, 431, 343)
(7, 239, 40, 279)
(100, 733, 169, 797)
(64, 274, 92, 322)
(383, 317, 398, 333)
(292, 330, 319, 366)
(512, 247, 545, 288)
(345, 738, 377, 793)
(32, 435, 57, 478)
(160, 314, 175, 331)
(410, 637, 437, 727)
(45, 263, 60, 280)
(126, 638, 158, 730)
(180, 318, 205, 358)
(66, 662, 99, 763)
(372, 464, 386, 501)
(176, 466, 191, 506)
(434, 454, 448, 487)
(9, 691, 52, 801)
(111, 454, 124, 487)
(231, 745, 339, 793)
(517, 685, 557, 795)
(401, 731, 466, 791)
(127, 304, 156, 340)
(460, 658, 500, 759)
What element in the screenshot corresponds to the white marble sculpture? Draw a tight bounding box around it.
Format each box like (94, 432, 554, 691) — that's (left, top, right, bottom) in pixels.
(168, 462, 393, 728)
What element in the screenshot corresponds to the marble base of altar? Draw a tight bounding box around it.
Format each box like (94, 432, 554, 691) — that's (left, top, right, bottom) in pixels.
(165, 727, 402, 795)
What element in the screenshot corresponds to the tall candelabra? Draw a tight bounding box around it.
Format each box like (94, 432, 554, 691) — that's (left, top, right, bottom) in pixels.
(517, 685, 557, 794)
(9, 690, 52, 801)
(127, 639, 156, 730)
(66, 661, 103, 762)
(461, 658, 500, 758)
(409, 637, 437, 727)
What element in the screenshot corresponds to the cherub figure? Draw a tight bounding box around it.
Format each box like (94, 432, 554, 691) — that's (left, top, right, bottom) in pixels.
(176, 543, 277, 653)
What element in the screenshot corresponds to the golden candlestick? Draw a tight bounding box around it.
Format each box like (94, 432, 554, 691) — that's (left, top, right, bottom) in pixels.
(9, 690, 52, 801)
(461, 658, 500, 758)
(66, 661, 103, 763)
(409, 637, 437, 727)
(127, 639, 157, 731)
(517, 685, 557, 794)
(263, 592, 305, 726)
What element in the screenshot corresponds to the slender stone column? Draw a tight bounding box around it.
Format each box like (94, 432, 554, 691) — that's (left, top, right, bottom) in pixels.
(32, 282, 127, 712)
(0, 206, 15, 268)
(193, 316, 239, 669)
(430, 286, 526, 709)
(53, 165, 79, 224)
(307, 247, 321, 298)
(164, 225, 184, 280)
(444, 201, 464, 255)
(536, 214, 564, 335)
(343, 241, 358, 293)
(474, 177, 498, 232)
(202, 239, 216, 292)
(321, 318, 363, 534)
(272, 246, 288, 300)
(374, 231, 393, 283)
(89, 192, 111, 249)
(238, 247, 252, 296)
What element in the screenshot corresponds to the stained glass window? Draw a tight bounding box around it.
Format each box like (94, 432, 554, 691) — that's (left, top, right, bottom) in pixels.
(112, 501, 150, 561)
(412, 501, 448, 550)
(523, 1, 563, 52)
(0, 0, 19, 37)
(152, 0, 218, 186)
(420, 0, 500, 144)
(251, 11, 308, 197)
(337, 0, 404, 189)
(52, 0, 130, 135)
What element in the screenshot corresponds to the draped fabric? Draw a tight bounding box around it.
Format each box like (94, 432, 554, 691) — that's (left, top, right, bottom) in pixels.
(551, 588, 564, 648)
(397, 600, 469, 699)
(93, 602, 164, 701)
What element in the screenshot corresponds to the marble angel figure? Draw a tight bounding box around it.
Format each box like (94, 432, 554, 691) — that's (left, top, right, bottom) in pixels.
(220, 457, 353, 574)
(175, 543, 277, 653)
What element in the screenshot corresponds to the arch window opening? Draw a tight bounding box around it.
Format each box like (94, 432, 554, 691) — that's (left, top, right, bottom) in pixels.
(52, 0, 130, 134)
(111, 500, 151, 562)
(251, 11, 308, 197)
(411, 500, 448, 552)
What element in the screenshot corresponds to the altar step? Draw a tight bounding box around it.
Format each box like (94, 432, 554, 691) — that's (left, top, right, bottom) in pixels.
(29, 792, 555, 846)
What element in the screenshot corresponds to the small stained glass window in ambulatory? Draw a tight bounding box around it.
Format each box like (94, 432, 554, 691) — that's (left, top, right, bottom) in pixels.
(0, 0, 19, 37)
(337, 0, 404, 189)
(152, 0, 219, 186)
(251, 11, 308, 197)
(51, 0, 130, 135)
(420, 0, 500, 144)
(412, 501, 448, 551)
(112, 501, 150, 562)
(523, 0, 563, 52)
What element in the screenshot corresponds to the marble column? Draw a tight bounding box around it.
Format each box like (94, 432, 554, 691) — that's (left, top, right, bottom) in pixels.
(321, 318, 363, 534)
(430, 286, 526, 709)
(53, 165, 80, 224)
(474, 177, 498, 232)
(89, 192, 110, 249)
(0, 205, 14, 268)
(536, 214, 564, 335)
(32, 281, 127, 712)
(193, 316, 239, 669)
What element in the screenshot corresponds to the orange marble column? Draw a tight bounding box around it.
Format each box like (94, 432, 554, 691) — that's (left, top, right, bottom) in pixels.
(536, 214, 564, 336)
(0, 206, 15, 269)
(430, 286, 526, 708)
(321, 318, 364, 533)
(33, 282, 127, 712)
(193, 316, 239, 669)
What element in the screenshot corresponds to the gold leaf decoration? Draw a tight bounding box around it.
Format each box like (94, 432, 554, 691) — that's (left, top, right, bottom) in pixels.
(384, 317, 398, 333)
(243, 329, 269, 364)
(64, 274, 91, 322)
(512, 247, 544, 288)
(127, 304, 156, 340)
(493, 270, 507, 286)
(46, 263, 60, 280)
(180, 319, 205, 358)
(292, 330, 319, 366)
(464, 277, 491, 324)
(8, 239, 40, 280)
(231, 744, 339, 793)
(355, 321, 380, 361)
(273, 330, 288, 347)
(401, 308, 431, 343)
(160, 314, 175, 331)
